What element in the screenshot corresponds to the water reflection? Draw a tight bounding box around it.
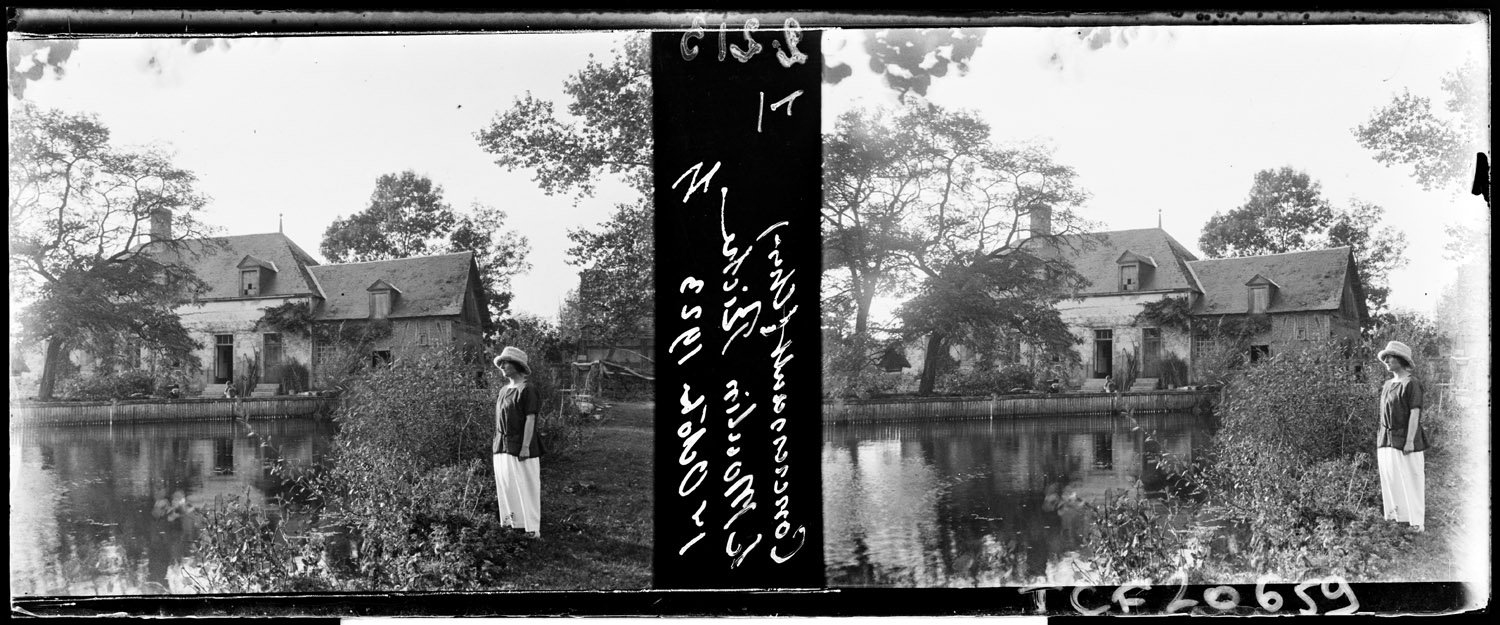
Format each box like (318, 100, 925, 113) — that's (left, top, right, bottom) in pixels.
(10, 418, 335, 596)
(824, 413, 1203, 587)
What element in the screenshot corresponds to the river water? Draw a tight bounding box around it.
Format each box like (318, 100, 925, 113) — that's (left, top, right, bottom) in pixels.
(9, 418, 336, 596)
(824, 412, 1207, 587)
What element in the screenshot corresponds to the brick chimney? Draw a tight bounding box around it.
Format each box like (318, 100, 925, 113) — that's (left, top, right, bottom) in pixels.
(149, 208, 172, 243)
(1028, 204, 1052, 238)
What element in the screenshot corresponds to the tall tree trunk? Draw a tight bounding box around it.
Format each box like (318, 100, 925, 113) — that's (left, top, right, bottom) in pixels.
(917, 332, 947, 396)
(37, 337, 63, 401)
(853, 288, 875, 338)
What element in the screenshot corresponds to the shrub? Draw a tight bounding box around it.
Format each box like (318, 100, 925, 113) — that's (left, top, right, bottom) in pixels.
(336, 347, 497, 471)
(1157, 352, 1190, 389)
(937, 364, 1034, 395)
(311, 343, 370, 390)
(152, 366, 193, 398)
(189, 338, 611, 593)
(1213, 340, 1374, 475)
(1085, 345, 1427, 583)
(233, 351, 261, 395)
(58, 369, 156, 400)
(188, 459, 530, 593)
(1086, 488, 1208, 584)
(278, 360, 311, 395)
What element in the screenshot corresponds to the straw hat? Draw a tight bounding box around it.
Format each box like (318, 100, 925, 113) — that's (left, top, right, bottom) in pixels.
(493, 346, 530, 374)
(1376, 340, 1414, 366)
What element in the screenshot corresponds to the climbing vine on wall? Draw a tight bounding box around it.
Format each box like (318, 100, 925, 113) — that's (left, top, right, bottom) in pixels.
(256, 301, 316, 337)
(1137, 297, 1271, 340)
(1135, 296, 1193, 332)
(256, 302, 393, 345)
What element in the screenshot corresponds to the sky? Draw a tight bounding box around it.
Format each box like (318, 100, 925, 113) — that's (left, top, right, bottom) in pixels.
(822, 22, 1490, 322)
(10, 19, 1490, 323)
(12, 32, 638, 321)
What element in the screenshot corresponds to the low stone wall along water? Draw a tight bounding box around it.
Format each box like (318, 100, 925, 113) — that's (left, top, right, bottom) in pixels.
(823, 390, 1213, 425)
(10, 396, 338, 426)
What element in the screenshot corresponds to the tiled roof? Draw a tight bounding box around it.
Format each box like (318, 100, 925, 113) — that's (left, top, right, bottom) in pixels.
(1187, 248, 1355, 315)
(1037, 228, 1202, 295)
(308, 251, 478, 320)
(161, 233, 322, 298)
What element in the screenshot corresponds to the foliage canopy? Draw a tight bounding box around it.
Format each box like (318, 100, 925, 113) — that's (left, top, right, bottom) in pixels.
(474, 34, 653, 347)
(9, 103, 217, 399)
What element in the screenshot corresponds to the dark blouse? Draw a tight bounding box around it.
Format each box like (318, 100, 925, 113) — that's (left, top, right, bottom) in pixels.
(494, 382, 545, 458)
(1377, 376, 1428, 452)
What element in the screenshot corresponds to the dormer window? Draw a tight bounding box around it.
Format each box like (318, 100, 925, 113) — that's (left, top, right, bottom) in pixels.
(367, 279, 401, 320)
(1245, 274, 1279, 314)
(1120, 264, 1139, 291)
(1115, 251, 1157, 292)
(236, 255, 278, 297)
(371, 291, 391, 319)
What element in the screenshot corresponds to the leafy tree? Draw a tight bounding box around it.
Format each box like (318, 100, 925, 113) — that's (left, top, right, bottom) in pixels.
(567, 199, 653, 346)
(1199, 167, 1335, 257)
(825, 104, 1091, 395)
(1354, 58, 1487, 193)
(897, 128, 1093, 394)
(824, 29, 987, 100)
(320, 170, 531, 336)
(473, 34, 652, 346)
(822, 107, 927, 340)
(1199, 166, 1408, 317)
(9, 103, 216, 400)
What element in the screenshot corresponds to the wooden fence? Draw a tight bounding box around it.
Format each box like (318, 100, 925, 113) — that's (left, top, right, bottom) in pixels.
(10, 396, 339, 427)
(822, 390, 1214, 426)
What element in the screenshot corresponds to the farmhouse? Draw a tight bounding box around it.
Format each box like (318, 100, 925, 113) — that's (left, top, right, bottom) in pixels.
(1041, 226, 1366, 388)
(896, 209, 1368, 391)
(146, 218, 488, 394)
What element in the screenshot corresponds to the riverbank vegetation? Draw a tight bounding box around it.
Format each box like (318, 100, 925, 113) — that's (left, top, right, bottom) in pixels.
(183, 345, 651, 593)
(1083, 329, 1481, 585)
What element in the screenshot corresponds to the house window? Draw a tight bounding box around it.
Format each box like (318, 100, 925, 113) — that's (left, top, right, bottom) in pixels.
(241, 269, 259, 296)
(1192, 335, 1221, 371)
(417, 332, 429, 346)
(1120, 264, 1139, 291)
(371, 291, 391, 320)
(314, 340, 337, 371)
(263, 333, 283, 374)
(1250, 286, 1269, 314)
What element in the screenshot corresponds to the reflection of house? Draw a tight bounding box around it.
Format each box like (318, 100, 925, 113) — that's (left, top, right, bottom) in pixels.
(899, 208, 1368, 389)
(148, 217, 489, 393)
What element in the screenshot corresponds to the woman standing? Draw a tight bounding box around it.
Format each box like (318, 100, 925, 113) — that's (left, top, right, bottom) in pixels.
(1375, 340, 1427, 531)
(493, 346, 545, 538)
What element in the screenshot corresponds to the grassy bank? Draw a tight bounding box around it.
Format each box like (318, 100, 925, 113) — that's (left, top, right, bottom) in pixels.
(495, 401, 655, 589)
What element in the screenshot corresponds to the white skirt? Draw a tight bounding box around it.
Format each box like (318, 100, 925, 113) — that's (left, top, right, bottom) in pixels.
(493, 453, 541, 534)
(1376, 447, 1424, 527)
